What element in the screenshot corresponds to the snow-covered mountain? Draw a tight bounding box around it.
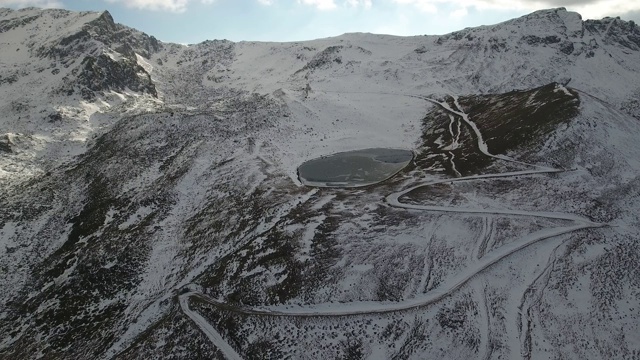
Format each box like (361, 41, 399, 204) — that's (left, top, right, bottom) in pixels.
(1, 6, 639, 360)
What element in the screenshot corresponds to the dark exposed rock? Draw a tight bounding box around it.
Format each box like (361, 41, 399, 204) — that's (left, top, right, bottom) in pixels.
(522, 35, 562, 46)
(85, 11, 162, 59)
(560, 40, 574, 55)
(0, 134, 11, 153)
(297, 45, 344, 73)
(0, 73, 18, 85)
(584, 17, 640, 51)
(114, 43, 136, 59)
(47, 112, 63, 123)
(36, 10, 161, 63)
(74, 54, 157, 100)
(0, 14, 39, 33)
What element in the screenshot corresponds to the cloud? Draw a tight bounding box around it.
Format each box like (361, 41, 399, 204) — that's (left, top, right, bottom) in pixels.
(390, 0, 640, 20)
(296, 0, 372, 10)
(450, 6, 467, 18)
(620, 10, 640, 23)
(562, 0, 640, 19)
(297, 0, 337, 10)
(373, 11, 412, 35)
(346, 0, 372, 8)
(393, 0, 436, 13)
(0, 0, 63, 7)
(103, 0, 217, 13)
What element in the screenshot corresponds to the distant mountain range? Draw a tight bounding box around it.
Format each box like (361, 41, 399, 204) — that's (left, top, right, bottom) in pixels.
(1, 6, 639, 359)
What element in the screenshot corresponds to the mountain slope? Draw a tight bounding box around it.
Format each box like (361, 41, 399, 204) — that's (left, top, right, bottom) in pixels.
(0, 7, 158, 187)
(0, 6, 639, 360)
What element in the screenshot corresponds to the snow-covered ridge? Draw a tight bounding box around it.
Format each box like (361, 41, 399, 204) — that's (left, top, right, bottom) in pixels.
(0, 7, 161, 187)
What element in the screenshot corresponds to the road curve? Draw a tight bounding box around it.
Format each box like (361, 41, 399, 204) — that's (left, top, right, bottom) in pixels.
(179, 293, 244, 360)
(385, 169, 600, 225)
(177, 92, 605, 355)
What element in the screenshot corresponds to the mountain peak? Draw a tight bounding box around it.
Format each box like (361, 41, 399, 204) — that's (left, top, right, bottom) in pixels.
(509, 7, 583, 35)
(89, 9, 117, 32)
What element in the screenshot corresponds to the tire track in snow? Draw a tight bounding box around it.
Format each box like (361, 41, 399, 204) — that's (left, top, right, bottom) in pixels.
(443, 114, 460, 151)
(513, 244, 561, 360)
(474, 216, 492, 261)
(472, 279, 494, 360)
(443, 113, 462, 177)
(448, 151, 462, 177)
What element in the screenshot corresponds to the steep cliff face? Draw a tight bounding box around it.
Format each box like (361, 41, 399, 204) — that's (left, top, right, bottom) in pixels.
(0, 7, 161, 188)
(44, 10, 159, 99)
(0, 7, 639, 360)
(0, 8, 158, 100)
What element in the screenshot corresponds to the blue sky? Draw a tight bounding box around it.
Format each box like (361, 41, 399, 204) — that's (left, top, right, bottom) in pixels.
(2, 0, 639, 43)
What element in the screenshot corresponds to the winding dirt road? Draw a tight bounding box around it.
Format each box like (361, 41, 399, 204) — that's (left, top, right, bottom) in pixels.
(178, 92, 605, 359)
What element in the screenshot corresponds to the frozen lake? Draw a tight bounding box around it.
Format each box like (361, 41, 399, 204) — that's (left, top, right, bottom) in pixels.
(298, 148, 413, 188)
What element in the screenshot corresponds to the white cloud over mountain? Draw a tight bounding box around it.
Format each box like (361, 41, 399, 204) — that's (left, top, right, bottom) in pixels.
(0, 0, 62, 8)
(392, 0, 640, 20)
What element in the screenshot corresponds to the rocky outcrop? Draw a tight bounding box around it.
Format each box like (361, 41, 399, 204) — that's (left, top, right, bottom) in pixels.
(74, 54, 157, 99)
(85, 11, 162, 59)
(584, 17, 640, 51)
